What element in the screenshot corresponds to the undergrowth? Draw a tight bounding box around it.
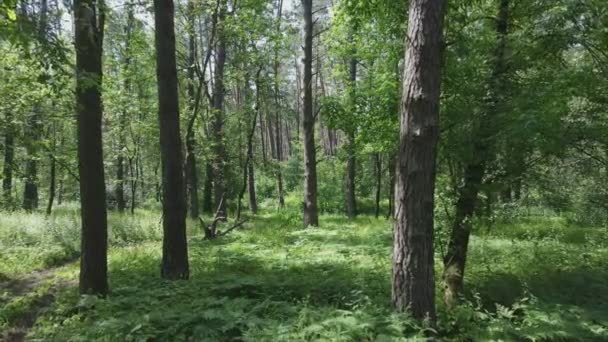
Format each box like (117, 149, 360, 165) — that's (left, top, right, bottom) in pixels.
(1, 207, 607, 340)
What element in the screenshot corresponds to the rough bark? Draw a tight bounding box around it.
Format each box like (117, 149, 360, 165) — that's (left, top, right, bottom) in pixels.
(153, 0, 189, 280)
(345, 44, 357, 219)
(301, 0, 318, 227)
(392, 0, 446, 323)
(74, 0, 108, 295)
(443, 0, 510, 308)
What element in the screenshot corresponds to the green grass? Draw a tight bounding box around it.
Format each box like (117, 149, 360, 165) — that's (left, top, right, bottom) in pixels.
(1, 208, 607, 340)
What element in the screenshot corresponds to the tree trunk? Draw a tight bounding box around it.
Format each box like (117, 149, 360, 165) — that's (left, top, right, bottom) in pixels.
(202, 162, 213, 214)
(3, 111, 15, 209)
(237, 70, 261, 220)
(374, 153, 381, 218)
(274, 0, 285, 209)
(392, 0, 446, 323)
(46, 126, 56, 216)
(23, 0, 48, 212)
(387, 152, 395, 219)
(301, 0, 318, 227)
(212, 6, 227, 217)
(185, 0, 199, 219)
(345, 46, 357, 219)
(443, 0, 510, 308)
(74, 0, 108, 295)
(153, 0, 189, 280)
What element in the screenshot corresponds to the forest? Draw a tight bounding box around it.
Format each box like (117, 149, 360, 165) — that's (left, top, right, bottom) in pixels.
(0, 0, 607, 340)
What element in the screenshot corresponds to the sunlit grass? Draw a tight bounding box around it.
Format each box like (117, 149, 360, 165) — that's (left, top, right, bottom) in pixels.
(1, 207, 607, 340)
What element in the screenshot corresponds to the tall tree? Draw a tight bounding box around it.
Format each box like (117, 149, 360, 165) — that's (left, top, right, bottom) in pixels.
(301, 0, 318, 227)
(115, 1, 135, 213)
(185, 0, 200, 219)
(273, 0, 285, 209)
(22, 0, 49, 211)
(211, 2, 228, 217)
(345, 29, 357, 219)
(443, 0, 510, 308)
(392, 0, 446, 323)
(154, 0, 189, 280)
(74, 0, 108, 295)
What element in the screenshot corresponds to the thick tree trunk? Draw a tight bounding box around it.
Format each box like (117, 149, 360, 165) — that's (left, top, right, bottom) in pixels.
(392, 0, 446, 323)
(3, 111, 15, 208)
(74, 0, 108, 295)
(153, 0, 189, 280)
(301, 0, 318, 227)
(443, 0, 510, 308)
(374, 153, 382, 218)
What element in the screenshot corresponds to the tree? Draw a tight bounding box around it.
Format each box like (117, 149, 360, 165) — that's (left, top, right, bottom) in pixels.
(301, 0, 318, 227)
(443, 0, 510, 308)
(392, 0, 446, 323)
(185, 0, 200, 219)
(74, 0, 108, 295)
(153, 0, 189, 280)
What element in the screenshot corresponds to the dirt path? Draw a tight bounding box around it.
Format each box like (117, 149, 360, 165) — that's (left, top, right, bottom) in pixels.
(1, 263, 77, 342)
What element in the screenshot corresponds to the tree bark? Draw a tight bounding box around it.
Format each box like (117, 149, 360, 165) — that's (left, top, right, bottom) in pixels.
(46, 125, 56, 216)
(74, 0, 108, 295)
(3, 111, 15, 209)
(202, 162, 213, 214)
(274, 0, 285, 209)
(211, 5, 227, 217)
(392, 0, 446, 323)
(345, 47, 357, 219)
(153, 0, 189, 280)
(301, 0, 318, 227)
(374, 153, 382, 218)
(443, 0, 510, 308)
(115, 2, 134, 213)
(185, 0, 200, 219)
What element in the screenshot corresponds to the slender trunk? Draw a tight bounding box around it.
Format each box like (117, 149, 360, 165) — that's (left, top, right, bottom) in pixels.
(115, 3, 134, 213)
(387, 153, 396, 219)
(274, 0, 285, 209)
(185, 0, 199, 219)
(57, 177, 63, 205)
(237, 70, 261, 219)
(443, 0, 510, 308)
(3, 111, 15, 208)
(129, 155, 137, 214)
(212, 7, 227, 217)
(74, 0, 108, 295)
(392, 0, 446, 323)
(46, 127, 56, 216)
(345, 40, 357, 219)
(154, 0, 189, 280)
(301, 0, 318, 227)
(374, 153, 382, 218)
(202, 162, 213, 213)
(259, 107, 268, 163)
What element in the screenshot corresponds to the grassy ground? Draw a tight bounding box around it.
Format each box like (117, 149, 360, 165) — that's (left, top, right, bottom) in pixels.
(1, 207, 607, 341)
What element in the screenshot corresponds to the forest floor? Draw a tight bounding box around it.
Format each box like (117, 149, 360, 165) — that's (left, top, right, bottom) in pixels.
(1, 208, 607, 341)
